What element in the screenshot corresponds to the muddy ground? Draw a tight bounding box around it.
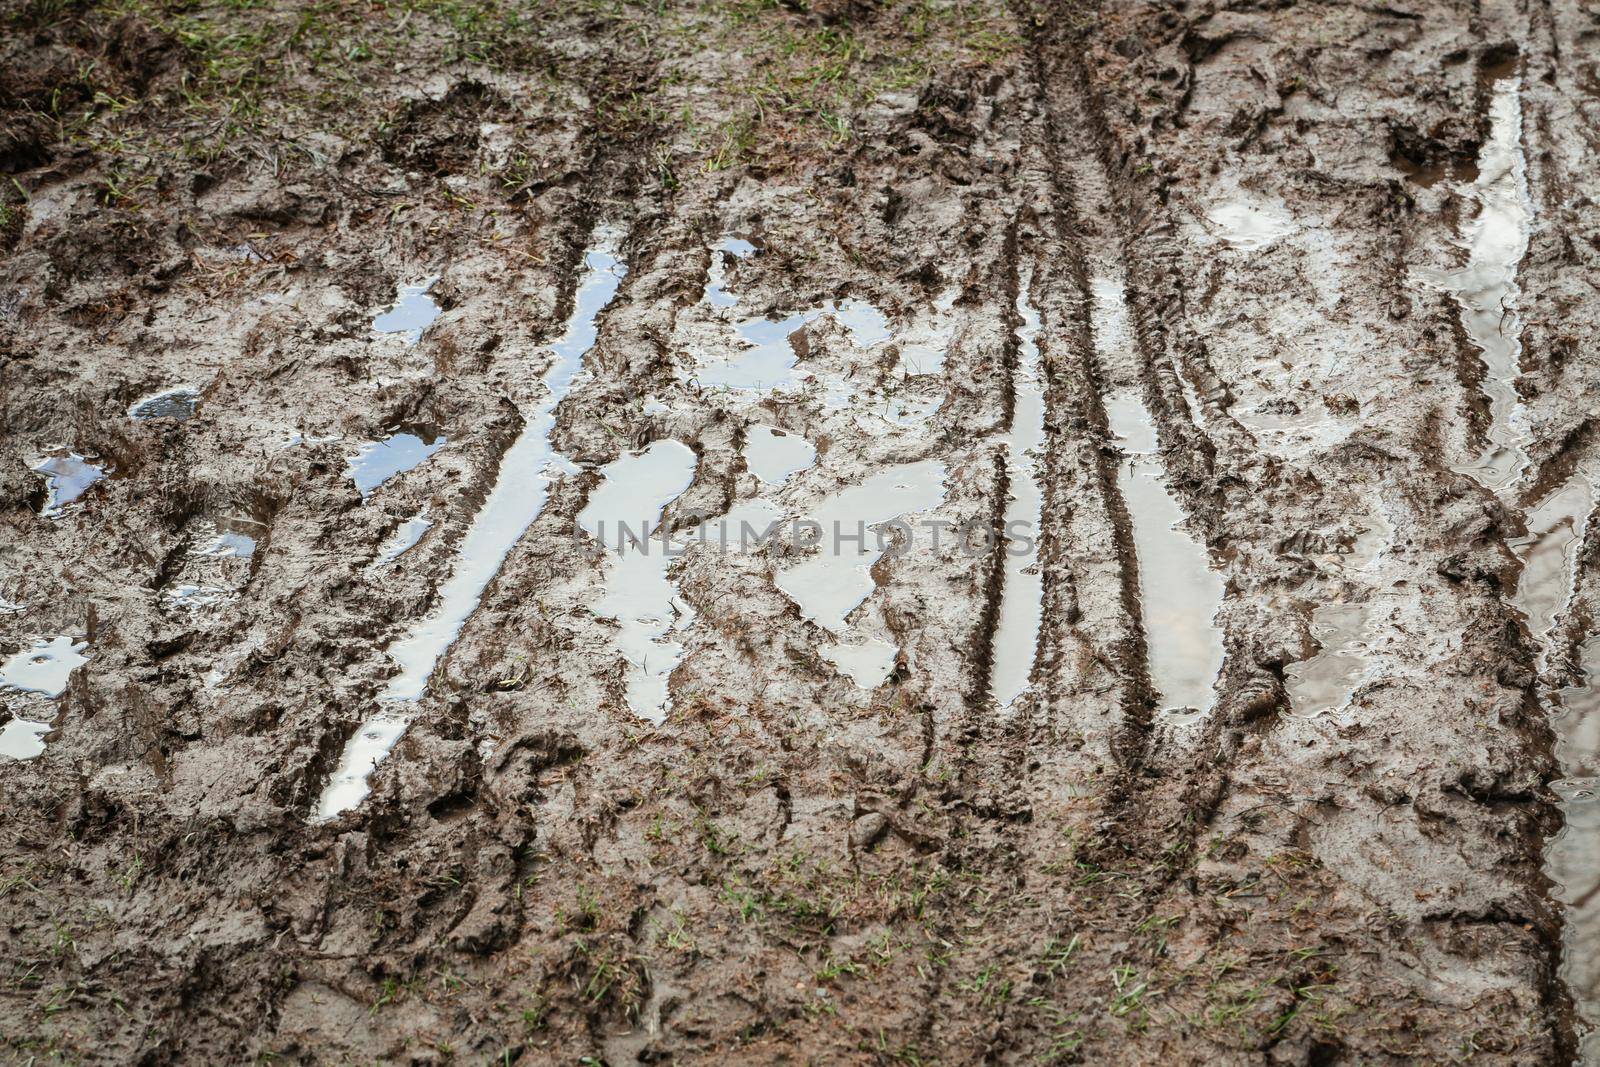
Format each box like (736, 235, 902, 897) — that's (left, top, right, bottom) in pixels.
(2, 0, 1597, 1061)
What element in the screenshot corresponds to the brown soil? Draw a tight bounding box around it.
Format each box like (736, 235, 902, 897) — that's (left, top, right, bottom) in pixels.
(0, 0, 1592, 1062)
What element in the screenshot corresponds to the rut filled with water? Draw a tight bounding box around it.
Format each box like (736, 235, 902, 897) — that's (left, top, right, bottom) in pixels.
(316, 229, 627, 820)
(1093, 276, 1225, 719)
(987, 274, 1045, 708)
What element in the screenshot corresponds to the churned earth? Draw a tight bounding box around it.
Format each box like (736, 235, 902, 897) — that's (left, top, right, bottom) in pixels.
(2, 0, 1597, 1062)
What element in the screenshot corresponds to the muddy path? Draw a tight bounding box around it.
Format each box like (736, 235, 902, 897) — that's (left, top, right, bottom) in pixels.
(2, 0, 1597, 1062)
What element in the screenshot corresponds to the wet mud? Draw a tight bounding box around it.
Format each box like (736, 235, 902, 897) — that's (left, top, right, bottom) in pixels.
(2, 0, 1598, 1062)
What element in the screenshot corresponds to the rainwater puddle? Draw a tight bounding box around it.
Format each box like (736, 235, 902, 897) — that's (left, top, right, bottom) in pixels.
(1547, 635, 1600, 1057)
(0, 719, 51, 761)
(578, 440, 699, 721)
(705, 237, 756, 308)
(744, 425, 815, 485)
(374, 515, 433, 567)
(775, 460, 946, 689)
(346, 432, 446, 498)
(0, 635, 89, 762)
(833, 298, 891, 348)
(33, 452, 105, 516)
(1512, 475, 1593, 649)
(372, 277, 441, 344)
(687, 497, 785, 553)
(894, 290, 960, 377)
(700, 309, 817, 392)
(1205, 188, 1296, 250)
(988, 276, 1046, 708)
(128, 385, 199, 421)
(1285, 603, 1372, 717)
(315, 229, 627, 820)
(1233, 403, 1337, 442)
(1, 636, 88, 697)
(1096, 279, 1225, 718)
(694, 236, 897, 396)
(1422, 73, 1534, 493)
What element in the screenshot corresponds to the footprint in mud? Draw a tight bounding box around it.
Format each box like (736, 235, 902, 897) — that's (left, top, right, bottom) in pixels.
(579, 440, 700, 721)
(1202, 182, 1297, 250)
(0, 635, 90, 761)
(345, 431, 446, 498)
(775, 460, 947, 689)
(1285, 603, 1373, 718)
(31, 452, 106, 516)
(160, 517, 262, 611)
(372, 277, 441, 345)
(128, 385, 200, 421)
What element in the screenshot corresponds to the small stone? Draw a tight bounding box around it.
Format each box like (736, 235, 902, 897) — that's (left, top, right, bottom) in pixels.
(850, 812, 891, 851)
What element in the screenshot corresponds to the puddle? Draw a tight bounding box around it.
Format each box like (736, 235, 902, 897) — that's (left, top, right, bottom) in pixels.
(833, 298, 892, 348)
(693, 237, 898, 396)
(1548, 636, 1600, 1057)
(0, 636, 88, 697)
(372, 277, 441, 344)
(578, 440, 699, 721)
(988, 275, 1047, 708)
(775, 460, 946, 688)
(687, 497, 786, 553)
(198, 528, 257, 559)
(0, 635, 88, 762)
(316, 714, 408, 820)
(1512, 475, 1593, 649)
(1285, 603, 1372, 717)
(699, 308, 818, 392)
(1422, 74, 1534, 493)
(0, 719, 51, 761)
(128, 385, 200, 421)
(744, 425, 815, 486)
(315, 228, 627, 820)
(1095, 278, 1225, 718)
(894, 289, 960, 377)
(822, 628, 899, 689)
(705, 237, 756, 308)
(374, 515, 433, 566)
(345, 432, 446, 498)
(33, 452, 105, 516)
(1205, 188, 1297, 250)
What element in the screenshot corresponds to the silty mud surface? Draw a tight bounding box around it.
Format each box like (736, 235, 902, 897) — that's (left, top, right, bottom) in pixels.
(1, 0, 1598, 1062)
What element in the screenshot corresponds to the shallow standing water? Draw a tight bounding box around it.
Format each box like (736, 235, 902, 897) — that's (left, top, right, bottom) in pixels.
(743, 425, 815, 486)
(1428, 74, 1534, 493)
(775, 461, 946, 688)
(988, 274, 1046, 708)
(316, 229, 627, 820)
(128, 385, 200, 421)
(0, 635, 90, 760)
(1548, 637, 1600, 1060)
(345, 432, 446, 498)
(32, 453, 105, 515)
(1285, 603, 1371, 717)
(371, 277, 442, 344)
(1094, 277, 1225, 718)
(578, 440, 699, 721)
